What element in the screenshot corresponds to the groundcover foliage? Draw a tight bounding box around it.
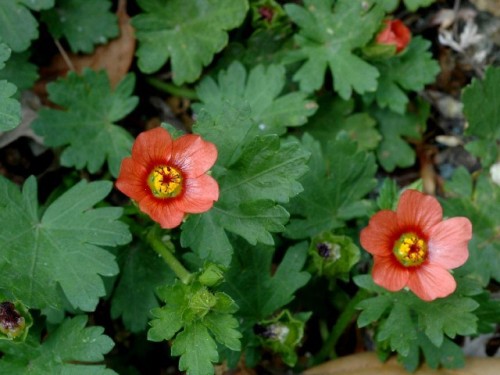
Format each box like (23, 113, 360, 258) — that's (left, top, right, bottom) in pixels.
(0, 0, 499, 374)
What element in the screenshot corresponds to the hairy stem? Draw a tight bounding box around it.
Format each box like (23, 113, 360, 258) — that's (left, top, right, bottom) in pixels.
(146, 227, 193, 285)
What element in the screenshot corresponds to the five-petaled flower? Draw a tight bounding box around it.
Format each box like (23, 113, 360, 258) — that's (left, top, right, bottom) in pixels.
(116, 127, 219, 229)
(376, 19, 412, 54)
(360, 190, 472, 301)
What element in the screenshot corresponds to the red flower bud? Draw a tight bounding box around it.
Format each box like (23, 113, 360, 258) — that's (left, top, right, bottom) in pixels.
(376, 19, 411, 54)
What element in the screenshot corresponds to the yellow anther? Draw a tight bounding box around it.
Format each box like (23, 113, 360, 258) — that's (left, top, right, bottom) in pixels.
(147, 165, 183, 198)
(393, 233, 428, 267)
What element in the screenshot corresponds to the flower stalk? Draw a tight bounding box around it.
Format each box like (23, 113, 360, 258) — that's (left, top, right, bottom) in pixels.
(146, 227, 193, 285)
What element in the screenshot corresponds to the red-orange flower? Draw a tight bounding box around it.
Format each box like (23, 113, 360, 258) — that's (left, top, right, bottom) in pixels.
(360, 190, 472, 301)
(376, 19, 411, 54)
(116, 127, 219, 229)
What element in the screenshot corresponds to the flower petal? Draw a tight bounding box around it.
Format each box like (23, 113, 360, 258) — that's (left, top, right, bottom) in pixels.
(116, 158, 149, 202)
(138, 196, 185, 229)
(172, 134, 218, 177)
(396, 190, 442, 235)
(372, 255, 409, 292)
(360, 210, 399, 256)
(175, 174, 219, 214)
(428, 217, 472, 269)
(407, 263, 456, 301)
(132, 127, 173, 168)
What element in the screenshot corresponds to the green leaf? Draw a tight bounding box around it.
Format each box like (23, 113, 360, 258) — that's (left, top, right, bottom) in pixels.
(371, 37, 440, 114)
(0, 1, 40, 52)
(0, 176, 131, 311)
(377, 303, 417, 356)
(462, 66, 500, 166)
(0, 315, 116, 374)
(0, 51, 38, 92)
(442, 170, 500, 285)
(417, 335, 464, 369)
(0, 80, 21, 131)
(172, 322, 219, 375)
(133, 0, 248, 83)
(376, 178, 399, 210)
(32, 69, 137, 177)
(41, 0, 118, 53)
(0, 43, 21, 131)
(219, 135, 309, 203)
(284, 0, 384, 97)
(111, 243, 174, 333)
(149, 281, 241, 374)
(182, 104, 309, 265)
(403, 0, 436, 11)
(20, 0, 55, 11)
(285, 133, 377, 239)
(195, 61, 317, 135)
(148, 283, 185, 342)
(414, 295, 479, 347)
(203, 312, 241, 351)
(222, 241, 310, 321)
(305, 95, 381, 151)
(357, 279, 479, 362)
(371, 104, 428, 172)
(356, 295, 392, 328)
(473, 293, 500, 333)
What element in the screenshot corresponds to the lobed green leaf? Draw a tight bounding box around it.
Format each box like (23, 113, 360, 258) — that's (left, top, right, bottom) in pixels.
(133, 0, 248, 83)
(0, 176, 131, 311)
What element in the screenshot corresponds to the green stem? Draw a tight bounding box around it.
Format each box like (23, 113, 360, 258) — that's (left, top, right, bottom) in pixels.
(146, 227, 193, 285)
(313, 288, 369, 364)
(147, 77, 199, 100)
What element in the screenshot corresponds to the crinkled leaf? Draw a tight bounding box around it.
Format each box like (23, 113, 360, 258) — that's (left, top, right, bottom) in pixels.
(172, 322, 219, 375)
(182, 104, 309, 265)
(306, 95, 380, 151)
(0, 316, 116, 374)
(111, 243, 174, 333)
(284, 0, 384, 97)
(132, 0, 248, 83)
(195, 61, 317, 135)
(462, 66, 500, 166)
(0, 176, 130, 311)
(219, 135, 309, 203)
(149, 281, 240, 374)
(285, 133, 377, 239)
(371, 104, 428, 172)
(41, 0, 118, 53)
(222, 241, 310, 321)
(371, 37, 440, 114)
(32, 69, 137, 177)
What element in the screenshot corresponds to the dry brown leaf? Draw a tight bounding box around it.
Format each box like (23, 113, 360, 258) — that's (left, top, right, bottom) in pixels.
(38, 0, 135, 90)
(304, 352, 500, 375)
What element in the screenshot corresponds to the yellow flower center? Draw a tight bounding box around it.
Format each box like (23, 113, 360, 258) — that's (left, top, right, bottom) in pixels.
(393, 233, 427, 267)
(147, 165, 183, 198)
